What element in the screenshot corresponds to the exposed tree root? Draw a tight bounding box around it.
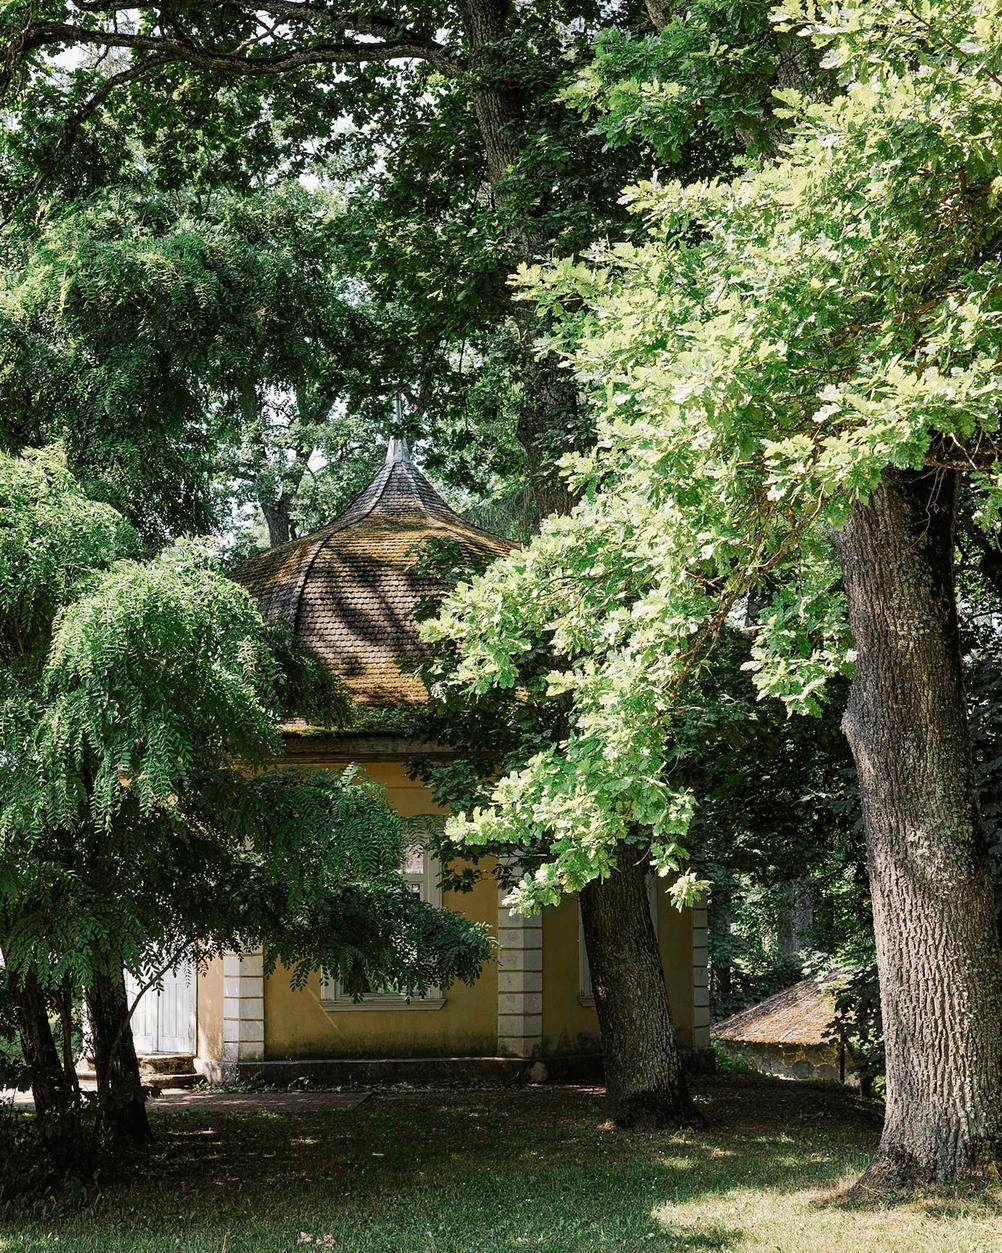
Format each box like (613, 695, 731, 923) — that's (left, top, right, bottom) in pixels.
(843, 1141, 1002, 1203)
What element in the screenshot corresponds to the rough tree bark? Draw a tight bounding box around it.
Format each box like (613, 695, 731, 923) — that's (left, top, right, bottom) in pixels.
(833, 467, 1002, 1188)
(12, 968, 75, 1135)
(86, 957, 151, 1146)
(459, 0, 581, 521)
(261, 492, 295, 547)
(580, 856, 701, 1128)
(644, 1, 673, 31)
(777, 880, 812, 958)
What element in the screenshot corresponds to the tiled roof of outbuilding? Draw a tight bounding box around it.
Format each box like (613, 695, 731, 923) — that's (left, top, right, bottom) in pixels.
(232, 442, 512, 707)
(712, 972, 844, 1047)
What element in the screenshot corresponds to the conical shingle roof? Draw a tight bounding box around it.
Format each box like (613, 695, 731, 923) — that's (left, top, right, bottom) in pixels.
(233, 444, 512, 706)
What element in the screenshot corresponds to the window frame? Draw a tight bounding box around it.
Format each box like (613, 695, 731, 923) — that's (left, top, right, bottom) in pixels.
(320, 846, 446, 1011)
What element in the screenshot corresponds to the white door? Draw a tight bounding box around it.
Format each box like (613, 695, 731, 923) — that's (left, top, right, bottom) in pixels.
(124, 962, 196, 1055)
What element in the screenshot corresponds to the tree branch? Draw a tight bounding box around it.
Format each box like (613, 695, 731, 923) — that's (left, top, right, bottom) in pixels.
(0, 54, 174, 226)
(644, 2, 674, 33)
(3, 13, 465, 86)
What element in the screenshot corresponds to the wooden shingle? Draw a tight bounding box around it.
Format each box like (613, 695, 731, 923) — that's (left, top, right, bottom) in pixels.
(713, 973, 842, 1047)
(233, 447, 512, 707)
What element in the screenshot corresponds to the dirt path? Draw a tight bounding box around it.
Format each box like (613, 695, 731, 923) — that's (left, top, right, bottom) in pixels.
(149, 1088, 369, 1112)
(2, 1084, 370, 1112)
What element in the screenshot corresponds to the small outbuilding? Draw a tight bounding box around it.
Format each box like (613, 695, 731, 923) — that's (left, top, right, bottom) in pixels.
(713, 972, 856, 1085)
(129, 441, 711, 1084)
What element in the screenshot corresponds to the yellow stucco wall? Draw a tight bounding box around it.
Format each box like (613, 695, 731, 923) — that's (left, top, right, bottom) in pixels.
(196, 756, 697, 1061)
(659, 895, 696, 1048)
(263, 762, 499, 1059)
(197, 956, 223, 1062)
(541, 893, 695, 1056)
(541, 897, 598, 1056)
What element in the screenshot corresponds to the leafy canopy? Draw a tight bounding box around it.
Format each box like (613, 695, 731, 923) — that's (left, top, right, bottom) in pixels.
(427, 0, 1002, 911)
(0, 184, 380, 542)
(0, 447, 488, 995)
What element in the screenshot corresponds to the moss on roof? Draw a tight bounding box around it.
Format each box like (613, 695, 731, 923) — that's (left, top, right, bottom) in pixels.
(713, 973, 842, 1047)
(233, 451, 512, 707)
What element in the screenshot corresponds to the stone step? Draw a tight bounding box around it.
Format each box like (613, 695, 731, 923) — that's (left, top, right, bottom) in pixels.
(141, 1053, 196, 1077)
(143, 1072, 204, 1091)
(75, 1056, 203, 1090)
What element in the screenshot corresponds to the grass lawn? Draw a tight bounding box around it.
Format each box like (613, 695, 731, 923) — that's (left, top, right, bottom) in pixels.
(2, 1075, 1001, 1252)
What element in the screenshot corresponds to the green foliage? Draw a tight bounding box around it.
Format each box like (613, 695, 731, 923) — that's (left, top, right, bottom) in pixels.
(0, 447, 488, 1001)
(711, 1040, 758, 1075)
(961, 586, 1002, 903)
(431, 0, 1002, 912)
(706, 870, 807, 1011)
(0, 184, 379, 542)
(172, 767, 490, 998)
(36, 540, 283, 828)
(0, 177, 536, 554)
(0, 3, 730, 546)
(824, 964, 884, 1099)
(564, 1, 782, 162)
(0, 446, 135, 661)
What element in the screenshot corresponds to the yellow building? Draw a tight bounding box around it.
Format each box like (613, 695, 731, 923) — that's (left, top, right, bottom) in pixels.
(137, 443, 711, 1082)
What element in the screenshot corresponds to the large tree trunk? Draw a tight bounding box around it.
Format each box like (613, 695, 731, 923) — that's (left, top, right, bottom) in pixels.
(707, 889, 733, 1011)
(459, 0, 582, 522)
(580, 855, 701, 1128)
(777, 880, 812, 958)
(261, 493, 294, 547)
(85, 957, 150, 1146)
(644, 1, 674, 30)
(459, 0, 521, 187)
(11, 967, 75, 1135)
(515, 364, 581, 520)
(833, 467, 1002, 1188)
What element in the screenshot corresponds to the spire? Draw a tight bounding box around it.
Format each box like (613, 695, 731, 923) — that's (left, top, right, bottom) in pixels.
(387, 394, 412, 464)
(385, 437, 411, 465)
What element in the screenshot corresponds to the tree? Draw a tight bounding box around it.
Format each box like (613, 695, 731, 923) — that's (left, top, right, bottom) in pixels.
(0, 3, 717, 512)
(0, 181, 539, 554)
(0, 184, 388, 544)
(412, 538, 703, 1128)
(426, 0, 1002, 1186)
(0, 446, 489, 1171)
(0, 0, 812, 1130)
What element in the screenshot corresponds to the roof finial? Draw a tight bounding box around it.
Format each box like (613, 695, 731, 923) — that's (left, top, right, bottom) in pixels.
(385, 436, 411, 465)
(387, 393, 411, 464)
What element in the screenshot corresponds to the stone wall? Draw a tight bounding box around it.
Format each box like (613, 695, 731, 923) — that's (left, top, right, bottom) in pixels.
(720, 1039, 858, 1087)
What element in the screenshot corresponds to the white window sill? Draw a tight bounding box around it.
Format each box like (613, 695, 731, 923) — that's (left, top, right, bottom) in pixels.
(321, 996, 446, 1012)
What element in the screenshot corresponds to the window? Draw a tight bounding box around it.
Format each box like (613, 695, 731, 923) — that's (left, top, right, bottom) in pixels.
(578, 876, 658, 1006)
(320, 844, 445, 1010)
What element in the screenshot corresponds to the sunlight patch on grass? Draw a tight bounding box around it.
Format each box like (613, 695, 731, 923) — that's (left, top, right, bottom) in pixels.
(654, 1178, 1002, 1253)
(0, 1080, 999, 1252)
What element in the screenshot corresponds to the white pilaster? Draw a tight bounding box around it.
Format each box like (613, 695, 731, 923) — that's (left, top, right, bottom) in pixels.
(691, 905, 710, 1049)
(496, 889, 543, 1058)
(222, 948, 265, 1066)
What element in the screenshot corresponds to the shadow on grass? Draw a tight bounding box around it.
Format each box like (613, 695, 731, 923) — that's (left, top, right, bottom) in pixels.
(652, 1225, 744, 1249)
(0, 1077, 900, 1252)
(817, 1174, 1002, 1218)
(157, 1079, 871, 1227)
